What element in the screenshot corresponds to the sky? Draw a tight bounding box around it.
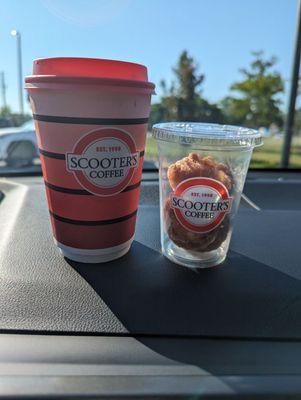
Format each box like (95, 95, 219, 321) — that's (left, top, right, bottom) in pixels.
(0, 0, 298, 114)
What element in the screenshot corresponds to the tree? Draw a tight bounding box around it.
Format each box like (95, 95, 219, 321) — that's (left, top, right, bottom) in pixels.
(221, 51, 284, 128)
(0, 105, 31, 127)
(148, 102, 168, 128)
(149, 50, 225, 127)
(0, 106, 12, 117)
(170, 50, 204, 120)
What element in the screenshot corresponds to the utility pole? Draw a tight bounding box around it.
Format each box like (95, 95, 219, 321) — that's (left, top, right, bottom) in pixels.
(281, 0, 301, 168)
(0, 72, 7, 109)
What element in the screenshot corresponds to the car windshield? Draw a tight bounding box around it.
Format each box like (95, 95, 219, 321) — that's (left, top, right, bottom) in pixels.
(0, 0, 300, 175)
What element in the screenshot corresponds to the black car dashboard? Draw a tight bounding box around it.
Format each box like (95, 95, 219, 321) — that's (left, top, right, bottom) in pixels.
(0, 170, 300, 398)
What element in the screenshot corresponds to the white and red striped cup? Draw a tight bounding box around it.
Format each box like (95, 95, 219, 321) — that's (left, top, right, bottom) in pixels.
(25, 57, 155, 263)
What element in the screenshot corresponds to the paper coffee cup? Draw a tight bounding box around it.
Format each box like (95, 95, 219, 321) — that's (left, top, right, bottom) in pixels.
(25, 57, 155, 263)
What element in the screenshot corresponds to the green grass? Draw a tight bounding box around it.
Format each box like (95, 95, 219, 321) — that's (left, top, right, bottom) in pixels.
(145, 135, 159, 160)
(251, 136, 301, 168)
(145, 135, 301, 169)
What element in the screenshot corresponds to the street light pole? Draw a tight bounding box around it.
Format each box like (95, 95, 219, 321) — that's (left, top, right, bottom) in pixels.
(0, 72, 7, 109)
(11, 29, 24, 116)
(281, 0, 301, 168)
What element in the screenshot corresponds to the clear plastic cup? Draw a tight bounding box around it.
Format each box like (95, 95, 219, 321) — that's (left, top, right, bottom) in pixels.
(152, 122, 262, 269)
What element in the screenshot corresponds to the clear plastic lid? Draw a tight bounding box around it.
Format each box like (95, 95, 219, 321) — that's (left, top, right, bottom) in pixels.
(152, 122, 262, 148)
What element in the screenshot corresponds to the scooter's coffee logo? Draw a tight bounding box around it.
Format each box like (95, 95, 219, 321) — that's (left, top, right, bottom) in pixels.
(171, 177, 232, 233)
(67, 129, 139, 196)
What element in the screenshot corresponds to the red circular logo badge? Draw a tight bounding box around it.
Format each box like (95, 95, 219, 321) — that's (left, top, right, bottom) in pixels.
(66, 128, 139, 196)
(171, 177, 232, 233)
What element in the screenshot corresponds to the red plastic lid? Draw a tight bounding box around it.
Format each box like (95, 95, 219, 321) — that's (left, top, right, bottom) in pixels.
(26, 57, 155, 92)
(33, 57, 148, 81)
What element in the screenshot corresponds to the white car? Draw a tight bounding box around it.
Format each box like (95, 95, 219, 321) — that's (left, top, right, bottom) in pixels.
(0, 120, 38, 167)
